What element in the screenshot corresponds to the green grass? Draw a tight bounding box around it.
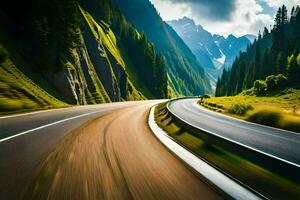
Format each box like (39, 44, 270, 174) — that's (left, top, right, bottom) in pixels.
(154, 103, 300, 199)
(80, 7, 125, 69)
(0, 50, 68, 115)
(199, 88, 300, 132)
(125, 78, 146, 101)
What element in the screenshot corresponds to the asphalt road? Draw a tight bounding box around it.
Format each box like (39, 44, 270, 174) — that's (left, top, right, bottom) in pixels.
(0, 101, 222, 200)
(168, 98, 300, 166)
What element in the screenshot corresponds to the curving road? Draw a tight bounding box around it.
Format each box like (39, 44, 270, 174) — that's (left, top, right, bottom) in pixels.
(168, 98, 300, 166)
(0, 101, 222, 200)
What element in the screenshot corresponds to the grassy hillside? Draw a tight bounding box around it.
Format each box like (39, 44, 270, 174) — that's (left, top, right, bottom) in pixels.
(0, 45, 67, 114)
(199, 88, 300, 132)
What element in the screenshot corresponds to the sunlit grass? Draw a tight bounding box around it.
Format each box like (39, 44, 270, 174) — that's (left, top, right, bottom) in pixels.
(80, 6, 125, 69)
(199, 89, 300, 132)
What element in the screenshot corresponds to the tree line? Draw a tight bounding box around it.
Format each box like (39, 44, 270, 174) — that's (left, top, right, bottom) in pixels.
(216, 5, 300, 96)
(110, 7, 167, 98)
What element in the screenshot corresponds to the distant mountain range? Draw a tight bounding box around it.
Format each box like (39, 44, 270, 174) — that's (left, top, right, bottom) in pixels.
(168, 17, 255, 89)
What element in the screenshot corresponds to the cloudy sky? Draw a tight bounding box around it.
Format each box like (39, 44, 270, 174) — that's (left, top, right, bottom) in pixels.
(150, 0, 300, 36)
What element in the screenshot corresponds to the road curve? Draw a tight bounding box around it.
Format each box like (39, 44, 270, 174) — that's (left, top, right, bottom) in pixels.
(0, 101, 222, 200)
(168, 98, 300, 166)
(0, 101, 156, 200)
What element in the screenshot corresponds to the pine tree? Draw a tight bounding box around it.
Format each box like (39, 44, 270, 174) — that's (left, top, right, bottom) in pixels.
(281, 5, 288, 25)
(254, 43, 262, 79)
(263, 27, 269, 37)
(291, 6, 296, 24)
(275, 7, 282, 29)
(275, 51, 287, 74)
(258, 30, 262, 40)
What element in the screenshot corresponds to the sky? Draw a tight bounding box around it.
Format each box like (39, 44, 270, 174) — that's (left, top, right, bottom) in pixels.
(150, 0, 300, 37)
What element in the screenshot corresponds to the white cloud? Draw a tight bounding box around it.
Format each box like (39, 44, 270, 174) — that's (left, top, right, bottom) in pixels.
(150, 0, 191, 20)
(264, 0, 300, 12)
(151, 0, 274, 36)
(205, 0, 274, 36)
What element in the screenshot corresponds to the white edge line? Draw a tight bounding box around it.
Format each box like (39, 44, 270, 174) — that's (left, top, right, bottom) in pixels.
(167, 100, 300, 168)
(0, 107, 69, 119)
(148, 106, 262, 200)
(0, 110, 104, 143)
(193, 100, 300, 137)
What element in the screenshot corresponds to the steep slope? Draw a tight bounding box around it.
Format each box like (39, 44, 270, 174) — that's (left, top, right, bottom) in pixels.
(216, 5, 300, 96)
(112, 0, 212, 96)
(168, 17, 253, 87)
(0, 45, 67, 112)
(0, 0, 168, 112)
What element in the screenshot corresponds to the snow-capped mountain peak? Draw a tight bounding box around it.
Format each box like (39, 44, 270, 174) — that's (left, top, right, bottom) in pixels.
(168, 17, 255, 87)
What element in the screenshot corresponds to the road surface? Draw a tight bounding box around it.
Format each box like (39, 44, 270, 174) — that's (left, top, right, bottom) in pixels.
(0, 101, 222, 200)
(168, 98, 300, 166)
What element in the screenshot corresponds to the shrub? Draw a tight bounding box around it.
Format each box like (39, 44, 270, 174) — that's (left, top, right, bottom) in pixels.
(276, 74, 288, 87)
(247, 110, 282, 127)
(228, 103, 254, 116)
(208, 102, 217, 107)
(265, 74, 287, 91)
(265, 75, 276, 90)
(254, 80, 267, 94)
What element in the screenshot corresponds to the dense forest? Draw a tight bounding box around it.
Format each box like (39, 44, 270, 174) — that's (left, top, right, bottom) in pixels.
(82, 0, 168, 98)
(216, 5, 300, 96)
(112, 0, 212, 96)
(0, 0, 168, 111)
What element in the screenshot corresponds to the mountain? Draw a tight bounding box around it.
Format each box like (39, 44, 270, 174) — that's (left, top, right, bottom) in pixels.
(0, 0, 168, 112)
(168, 17, 254, 88)
(111, 0, 212, 96)
(245, 34, 257, 43)
(216, 5, 300, 96)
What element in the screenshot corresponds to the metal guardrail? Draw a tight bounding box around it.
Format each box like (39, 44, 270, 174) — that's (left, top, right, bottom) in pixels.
(166, 98, 300, 183)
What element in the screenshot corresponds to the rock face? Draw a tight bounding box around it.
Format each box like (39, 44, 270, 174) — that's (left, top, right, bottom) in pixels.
(168, 17, 254, 89)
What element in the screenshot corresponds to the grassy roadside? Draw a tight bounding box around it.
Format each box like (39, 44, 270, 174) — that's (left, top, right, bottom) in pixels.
(154, 103, 300, 199)
(199, 88, 300, 133)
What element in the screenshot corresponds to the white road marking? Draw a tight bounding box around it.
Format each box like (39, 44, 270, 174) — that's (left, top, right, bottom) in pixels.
(0, 110, 105, 143)
(0, 108, 67, 119)
(192, 100, 300, 137)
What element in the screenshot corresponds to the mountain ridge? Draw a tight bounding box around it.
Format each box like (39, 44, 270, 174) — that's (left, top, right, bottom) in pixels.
(168, 17, 255, 89)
